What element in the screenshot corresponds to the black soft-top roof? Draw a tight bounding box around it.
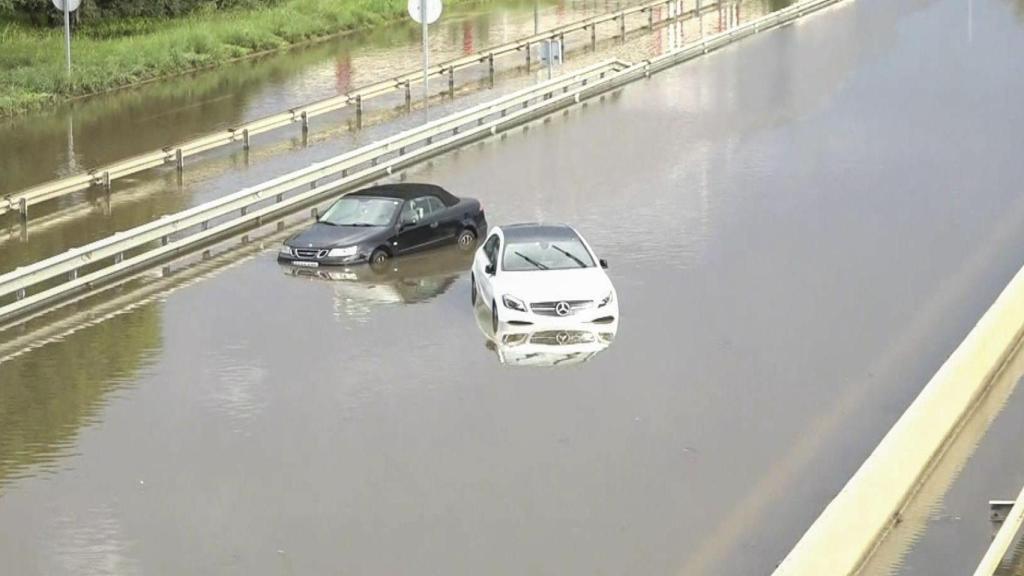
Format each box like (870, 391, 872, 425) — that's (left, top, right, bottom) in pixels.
(500, 223, 580, 242)
(349, 183, 460, 207)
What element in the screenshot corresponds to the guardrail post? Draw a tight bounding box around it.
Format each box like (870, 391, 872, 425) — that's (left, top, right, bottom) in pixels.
(405, 81, 412, 110)
(620, 13, 626, 39)
(525, 43, 531, 71)
(648, 7, 654, 28)
(102, 171, 111, 193)
(301, 111, 309, 134)
(310, 180, 318, 189)
(448, 66, 455, 97)
(311, 207, 319, 220)
(18, 197, 27, 221)
(114, 252, 123, 264)
(355, 96, 362, 128)
(68, 268, 77, 281)
(161, 235, 169, 246)
(275, 193, 283, 203)
(240, 206, 247, 216)
(175, 148, 184, 172)
(202, 221, 209, 231)
(488, 54, 495, 83)
(242, 129, 250, 150)
(16, 288, 25, 301)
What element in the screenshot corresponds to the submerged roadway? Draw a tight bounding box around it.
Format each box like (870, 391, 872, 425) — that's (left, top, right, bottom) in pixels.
(3, 0, 1024, 573)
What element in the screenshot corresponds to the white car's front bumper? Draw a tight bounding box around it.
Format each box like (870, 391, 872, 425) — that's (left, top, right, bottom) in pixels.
(496, 299, 619, 327)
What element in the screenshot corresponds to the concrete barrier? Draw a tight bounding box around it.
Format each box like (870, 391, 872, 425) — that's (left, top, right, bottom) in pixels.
(773, 262, 1024, 575)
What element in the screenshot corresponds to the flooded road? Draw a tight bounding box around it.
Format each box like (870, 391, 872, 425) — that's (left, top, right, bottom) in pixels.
(0, 0, 785, 273)
(3, 0, 1024, 574)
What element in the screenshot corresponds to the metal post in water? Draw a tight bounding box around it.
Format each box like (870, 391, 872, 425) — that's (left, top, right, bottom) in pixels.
(355, 96, 362, 128)
(526, 42, 531, 71)
(448, 66, 455, 97)
(301, 111, 309, 133)
(422, 0, 429, 120)
(488, 54, 495, 84)
(405, 80, 412, 109)
(591, 24, 596, 49)
(175, 148, 184, 171)
(242, 128, 250, 150)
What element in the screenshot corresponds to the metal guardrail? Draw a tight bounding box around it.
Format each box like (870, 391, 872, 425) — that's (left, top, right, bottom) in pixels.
(0, 0, 844, 324)
(977, 485, 1024, 576)
(0, 0, 722, 220)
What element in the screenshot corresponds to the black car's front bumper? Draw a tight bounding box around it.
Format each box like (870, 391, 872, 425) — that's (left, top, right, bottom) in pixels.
(277, 249, 368, 267)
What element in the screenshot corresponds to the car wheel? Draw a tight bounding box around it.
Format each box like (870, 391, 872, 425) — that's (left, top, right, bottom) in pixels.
(470, 273, 477, 306)
(491, 300, 499, 333)
(369, 248, 389, 270)
(457, 228, 476, 251)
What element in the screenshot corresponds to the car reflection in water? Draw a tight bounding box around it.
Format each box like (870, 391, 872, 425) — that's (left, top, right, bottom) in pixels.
(474, 303, 618, 368)
(280, 244, 475, 317)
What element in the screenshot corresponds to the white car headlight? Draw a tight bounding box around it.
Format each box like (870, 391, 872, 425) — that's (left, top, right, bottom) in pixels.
(598, 292, 614, 307)
(502, 295, 527, 312)
(328, 246, 358, 258)
(279, 245, 293, 256)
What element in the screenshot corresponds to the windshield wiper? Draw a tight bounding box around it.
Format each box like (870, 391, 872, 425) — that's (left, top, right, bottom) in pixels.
(346, 222, 377, 227)
(550, 244, 588, 268)
(514, 251, 548, 270)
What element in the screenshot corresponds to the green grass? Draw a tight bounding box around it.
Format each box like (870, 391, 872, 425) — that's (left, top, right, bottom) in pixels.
(0, 0, 480, 117)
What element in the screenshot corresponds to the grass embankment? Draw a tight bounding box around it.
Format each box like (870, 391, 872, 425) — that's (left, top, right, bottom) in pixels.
(0, 0, 475, 118)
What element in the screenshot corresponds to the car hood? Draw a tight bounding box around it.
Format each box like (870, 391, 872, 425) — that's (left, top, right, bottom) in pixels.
(496, 268, 615, 304)
(286, 223, 387, 249)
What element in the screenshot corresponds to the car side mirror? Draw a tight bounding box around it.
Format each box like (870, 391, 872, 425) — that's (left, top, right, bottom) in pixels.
(600, 259, 609, 269)
(485, 263, 496, 276)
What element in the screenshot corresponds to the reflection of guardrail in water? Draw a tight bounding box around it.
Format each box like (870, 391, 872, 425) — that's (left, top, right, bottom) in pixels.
(0, 0, 846, 324)
(0, 0, 723, 221)
(976, 486, 1024, 576)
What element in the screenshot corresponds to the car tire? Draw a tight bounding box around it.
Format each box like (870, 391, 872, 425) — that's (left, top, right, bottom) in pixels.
(457, 228, 476, 251)
(491, 300, 499, 333)
(470, 273, 477, 306)
(369, 248, 389, 270)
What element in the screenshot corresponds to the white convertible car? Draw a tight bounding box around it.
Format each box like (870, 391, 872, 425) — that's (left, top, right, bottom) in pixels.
(471, 223, 619, 332)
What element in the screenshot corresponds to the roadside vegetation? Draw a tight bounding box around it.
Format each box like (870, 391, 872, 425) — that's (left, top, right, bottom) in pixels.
(0, 0, 480, 118)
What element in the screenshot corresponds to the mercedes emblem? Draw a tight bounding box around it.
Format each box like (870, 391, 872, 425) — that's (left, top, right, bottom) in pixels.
(554, 301, 571, 316)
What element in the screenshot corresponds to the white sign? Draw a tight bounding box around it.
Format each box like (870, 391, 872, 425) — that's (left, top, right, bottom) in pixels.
(408, 0, 442, 24)
(51, 0, 81, 11)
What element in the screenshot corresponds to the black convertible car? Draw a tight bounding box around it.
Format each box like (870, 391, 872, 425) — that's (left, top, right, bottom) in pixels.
(278, 183, 487, 267)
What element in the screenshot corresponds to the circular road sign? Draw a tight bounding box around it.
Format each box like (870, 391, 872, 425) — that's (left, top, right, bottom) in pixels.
(51, 0, 82, 11)
(408, 0, 443, 24)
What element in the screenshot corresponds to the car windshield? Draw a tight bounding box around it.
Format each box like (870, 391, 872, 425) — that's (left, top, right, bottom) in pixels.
(502, 236, 596, 271)
(319, 197, 401, 227)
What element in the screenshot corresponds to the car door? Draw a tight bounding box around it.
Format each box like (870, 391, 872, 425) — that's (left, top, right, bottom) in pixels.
(475, 233, 500, 305)
(396, 197, 437, 254)
(425, 196, 458, 244)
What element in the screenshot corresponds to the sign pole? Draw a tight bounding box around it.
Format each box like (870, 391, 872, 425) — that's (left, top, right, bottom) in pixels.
(63, 0, 71, 75)
(421, 0, 429, 118)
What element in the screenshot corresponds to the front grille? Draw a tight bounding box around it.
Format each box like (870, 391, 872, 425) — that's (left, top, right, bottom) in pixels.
(530, 331, 595, 346)
(294, 248, 328, 259)
(530, 300, 593, 317)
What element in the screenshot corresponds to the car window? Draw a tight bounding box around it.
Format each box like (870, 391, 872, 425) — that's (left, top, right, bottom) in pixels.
(400, 196, 443, 224)
(502, 235, 595, 271)
(483, 234, 500, 265)
(424, 196, 446, 214)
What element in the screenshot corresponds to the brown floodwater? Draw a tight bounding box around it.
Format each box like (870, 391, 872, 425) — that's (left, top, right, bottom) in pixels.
(3, 0, 1024, 574)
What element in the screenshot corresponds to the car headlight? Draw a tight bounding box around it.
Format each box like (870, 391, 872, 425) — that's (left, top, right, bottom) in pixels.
(598, 292, 614, 307)
(328, 246, 358, 258)
(502, 295, 527, 312)
(278, 245, 293, 256)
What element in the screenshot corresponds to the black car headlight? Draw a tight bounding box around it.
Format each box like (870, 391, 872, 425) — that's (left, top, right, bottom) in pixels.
(502, 295, 527, 312)
(327, 246, 358, 258)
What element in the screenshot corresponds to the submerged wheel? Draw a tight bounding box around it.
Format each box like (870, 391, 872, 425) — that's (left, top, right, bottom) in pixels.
(491, 300, 499, 333)
(470, 273, 477, 306)
(369, 248, 390, 269)
(457, 228, 476, 251)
